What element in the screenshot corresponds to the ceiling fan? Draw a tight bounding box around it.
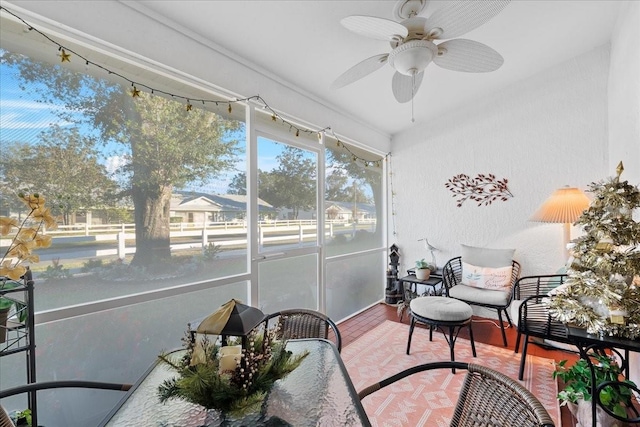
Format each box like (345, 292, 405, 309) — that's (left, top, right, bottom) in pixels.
(331, 0, 511, 104)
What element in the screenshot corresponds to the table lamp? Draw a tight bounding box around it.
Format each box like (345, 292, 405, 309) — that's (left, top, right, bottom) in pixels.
(530, 186, 590, 261)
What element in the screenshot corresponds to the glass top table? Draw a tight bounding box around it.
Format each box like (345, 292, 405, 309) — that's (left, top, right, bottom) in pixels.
(99, 339, 371, 427)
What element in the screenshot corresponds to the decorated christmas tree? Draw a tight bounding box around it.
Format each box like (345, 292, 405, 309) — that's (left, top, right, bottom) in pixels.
(548, 162, 640, 339)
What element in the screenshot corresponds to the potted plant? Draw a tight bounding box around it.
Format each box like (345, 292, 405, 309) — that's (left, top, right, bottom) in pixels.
(553, 352, 636, 427)
(9, 408, 32, 426)
(414, 258, 434, 281)
(0, 193, 56, 342)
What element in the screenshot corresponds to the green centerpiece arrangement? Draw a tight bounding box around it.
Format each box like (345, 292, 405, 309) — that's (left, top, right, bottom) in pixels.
(157, 300, 308, 419)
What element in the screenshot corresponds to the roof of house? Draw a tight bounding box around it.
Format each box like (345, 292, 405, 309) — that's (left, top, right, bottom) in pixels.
(171, 190, 275, 212)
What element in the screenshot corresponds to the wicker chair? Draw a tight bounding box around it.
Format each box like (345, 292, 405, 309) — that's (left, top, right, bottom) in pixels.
(263, 308, 342, 352)
(358, 361, 555, 427)
(442, 256, 521, 347)
(0, 380, 132, 427)
(512, 274, 575, 380)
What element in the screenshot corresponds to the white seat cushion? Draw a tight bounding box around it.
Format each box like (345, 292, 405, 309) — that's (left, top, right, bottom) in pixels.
(410, 296, 473, 322)
(448, 284, 510, 306)
(510, 299, 523, 327)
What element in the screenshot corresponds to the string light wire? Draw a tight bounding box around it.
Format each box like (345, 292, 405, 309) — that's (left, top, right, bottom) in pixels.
(387, 154, 397, 237)
(0, 5, 383, 167)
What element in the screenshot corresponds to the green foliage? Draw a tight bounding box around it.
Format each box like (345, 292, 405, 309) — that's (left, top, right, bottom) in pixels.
(203, 243, 222, 261)
(553, 353, 637, 418)
(228, 172, 247, 195)
(39, 258, 72, 281)
(158, 329, 308, 416)
(0, 280, 28, 322)
(415, 258, 435, 270)
(0, 127, 120, 225)
(326, 142, 383, 236)
(98, 207, 133, 224)
(2, 48, 242, 267)
(325, 170, 372, 204)
(81, 258, 104, 273)
(258, 146, 316, 219)
(11, 408, 32, 426)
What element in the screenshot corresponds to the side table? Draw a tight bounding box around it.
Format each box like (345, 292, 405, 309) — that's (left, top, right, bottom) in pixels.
(397, 272, 443, 321)
(566, 326, 640, 427)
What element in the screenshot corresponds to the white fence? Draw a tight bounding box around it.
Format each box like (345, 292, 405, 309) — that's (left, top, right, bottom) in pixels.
(0, 219, 377, 259)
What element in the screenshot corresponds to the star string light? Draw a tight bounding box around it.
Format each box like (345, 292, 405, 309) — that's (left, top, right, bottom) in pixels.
(58, 47, 71, 62)
(0, 5, 387, 168)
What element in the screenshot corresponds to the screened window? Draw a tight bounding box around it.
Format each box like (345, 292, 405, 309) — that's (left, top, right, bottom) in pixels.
(0, 14, 386, 426)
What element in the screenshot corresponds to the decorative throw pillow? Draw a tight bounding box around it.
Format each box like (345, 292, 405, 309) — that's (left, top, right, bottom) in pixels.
(461, 262, 513, 292)
(460, 244, 515, 268)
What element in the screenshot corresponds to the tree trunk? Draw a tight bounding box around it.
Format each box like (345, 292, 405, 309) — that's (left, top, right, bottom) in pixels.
(130, 184, 172, 267)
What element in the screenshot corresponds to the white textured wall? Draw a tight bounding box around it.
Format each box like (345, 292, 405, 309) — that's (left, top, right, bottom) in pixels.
(608, 0, 640, 388)
(390, 46, 610, 277)
(608, 1, 640, 185)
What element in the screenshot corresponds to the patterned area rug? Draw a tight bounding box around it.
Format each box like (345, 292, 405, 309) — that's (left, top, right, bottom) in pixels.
(342, 320, 560, 427)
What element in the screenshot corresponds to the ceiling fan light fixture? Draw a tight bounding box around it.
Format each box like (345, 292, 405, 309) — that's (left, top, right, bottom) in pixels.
(388, 40, 436, 76)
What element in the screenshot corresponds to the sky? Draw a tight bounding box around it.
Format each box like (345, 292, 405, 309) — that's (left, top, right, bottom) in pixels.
(0, 59, 308, 195)
(0, 47, 367, 201)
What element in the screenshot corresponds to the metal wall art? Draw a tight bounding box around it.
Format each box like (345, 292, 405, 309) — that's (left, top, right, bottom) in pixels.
(445, 173, 513, 207)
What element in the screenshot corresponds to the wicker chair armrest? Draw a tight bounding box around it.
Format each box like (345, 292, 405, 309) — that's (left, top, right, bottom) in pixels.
(263, 308, 342, 352)
(358, 361, 468, 400)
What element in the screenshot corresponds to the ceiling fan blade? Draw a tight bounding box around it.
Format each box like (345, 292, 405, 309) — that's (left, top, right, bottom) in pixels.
(341, 15, 408, 42)
(425, 0, 511, 40)
(331, 54, 389, 89)
(433, 39, 503, 72)
(392, 71, 424, 103)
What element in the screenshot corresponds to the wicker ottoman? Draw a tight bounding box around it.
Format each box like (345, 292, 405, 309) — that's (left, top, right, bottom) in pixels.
(407, 296, 477, 373)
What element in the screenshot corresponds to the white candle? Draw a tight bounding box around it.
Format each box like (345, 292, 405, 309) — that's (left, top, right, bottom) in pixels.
(219, 354, 240, 372)
(219, 345, 242, 356)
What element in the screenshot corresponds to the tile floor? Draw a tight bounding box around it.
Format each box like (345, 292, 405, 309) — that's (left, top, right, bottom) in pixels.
(338, 302, 580, 427)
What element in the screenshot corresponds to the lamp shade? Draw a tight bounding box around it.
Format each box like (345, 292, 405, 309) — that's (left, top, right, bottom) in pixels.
(530, 187, 590, 224)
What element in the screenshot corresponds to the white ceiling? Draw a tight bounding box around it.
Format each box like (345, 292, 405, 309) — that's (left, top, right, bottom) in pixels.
(136, 0, 621, 137)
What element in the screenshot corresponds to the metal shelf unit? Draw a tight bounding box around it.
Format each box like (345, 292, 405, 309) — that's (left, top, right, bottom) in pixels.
(0, 270, 37, 423)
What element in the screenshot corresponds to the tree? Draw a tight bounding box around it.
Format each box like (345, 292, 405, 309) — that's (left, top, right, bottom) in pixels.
(258, 146, 316, 219)
(228, 172, 247, 195)
(325, 169, 370, 203)
(548, 162, 640, 339)
(0, 126, 119, 224)
(2, 50, 242, 266)
(326, 144, 382, 234)
(326, 169, 350, 201)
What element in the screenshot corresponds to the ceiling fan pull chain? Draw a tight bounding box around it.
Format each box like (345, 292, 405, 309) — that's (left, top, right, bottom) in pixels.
(411, 73, 415, 123)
